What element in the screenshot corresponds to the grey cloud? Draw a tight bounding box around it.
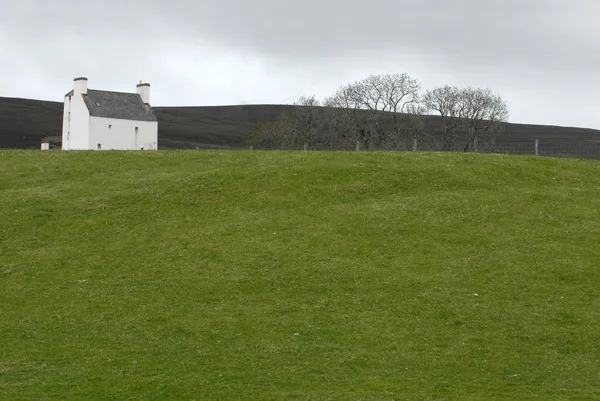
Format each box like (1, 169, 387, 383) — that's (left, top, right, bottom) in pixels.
(156, 0, 599, 66)
(8, 1, 599, 65)
(1, 0, 599, 128)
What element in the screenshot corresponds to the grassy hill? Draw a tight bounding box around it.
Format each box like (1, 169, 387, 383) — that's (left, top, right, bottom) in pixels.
(1, 150, 599, 399)
(2, 96, 600, 149)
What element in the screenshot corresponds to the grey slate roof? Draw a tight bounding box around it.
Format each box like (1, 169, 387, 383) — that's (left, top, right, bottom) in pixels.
(82, 90, 157, 122)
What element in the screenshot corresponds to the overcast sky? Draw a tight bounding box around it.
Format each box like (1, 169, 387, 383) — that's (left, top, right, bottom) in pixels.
(1, 0, 599, 128)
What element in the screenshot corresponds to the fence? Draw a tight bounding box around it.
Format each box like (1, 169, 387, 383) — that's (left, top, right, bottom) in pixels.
(247, 140, 600, 160)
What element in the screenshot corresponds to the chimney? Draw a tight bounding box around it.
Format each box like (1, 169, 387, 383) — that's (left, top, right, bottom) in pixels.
(137, 81, 151, 104)
(74, 77, 88, 95)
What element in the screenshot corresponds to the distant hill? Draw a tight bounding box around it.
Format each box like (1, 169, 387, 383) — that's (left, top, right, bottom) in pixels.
(1, 96, 599, 149)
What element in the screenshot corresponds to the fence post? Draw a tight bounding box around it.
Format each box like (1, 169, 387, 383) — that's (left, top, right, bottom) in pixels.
(356, 141, 361, 152)
(304, 142, 309, 151)
(412, 137, 418, 152)
(249, 145, 253, 151)
(535, 139, 539, 156)
(473, 137, 479, 153)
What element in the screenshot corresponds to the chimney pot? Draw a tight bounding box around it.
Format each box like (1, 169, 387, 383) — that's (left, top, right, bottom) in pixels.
(74, 77, 88, 95)
(137, 82, 151, 104)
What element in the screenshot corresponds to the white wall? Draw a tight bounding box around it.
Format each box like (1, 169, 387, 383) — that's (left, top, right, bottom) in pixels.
(61, 95, 71, 149)
(89, 117, 158, 150)
(62, 92, 91, 150)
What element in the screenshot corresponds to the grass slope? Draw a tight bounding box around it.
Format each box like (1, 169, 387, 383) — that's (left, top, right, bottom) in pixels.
(1, 150, 599, 399)
(2, 96, 600, 149)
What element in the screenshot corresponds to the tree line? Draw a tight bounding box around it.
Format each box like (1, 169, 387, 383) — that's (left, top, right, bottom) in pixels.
(246, 73, 509, 152)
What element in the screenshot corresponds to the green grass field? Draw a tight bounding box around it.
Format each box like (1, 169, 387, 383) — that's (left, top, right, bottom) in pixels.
(1, 150, 599, 400)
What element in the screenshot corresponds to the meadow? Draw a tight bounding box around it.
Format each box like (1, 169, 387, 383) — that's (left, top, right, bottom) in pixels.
(1, 150, 599, 399)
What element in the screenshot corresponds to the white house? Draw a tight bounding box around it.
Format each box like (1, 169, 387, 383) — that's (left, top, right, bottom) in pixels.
(61, 77, 158, 150)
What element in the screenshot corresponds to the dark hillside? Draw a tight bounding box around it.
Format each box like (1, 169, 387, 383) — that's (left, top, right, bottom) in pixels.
(1, 96, 599, 149)
(0, 97, 63, 149)
(154, 105, 289, 149)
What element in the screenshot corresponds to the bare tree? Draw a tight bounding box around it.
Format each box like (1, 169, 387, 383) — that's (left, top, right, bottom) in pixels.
(324, 73, 423, 150)
(246, 73, 509, 154)
(423, 85, 465, 150)
(356, 75, 387, 147)
(324, 83, 372, 150)
(461, 87, 509, 152)
(424, 86, 509, 151)
(381, 73, 421, 113)
(379, 74, 421, 148)
(283, 95, 322, 150)
(320, 99, 355, 150)
(382, 102, 428, 150)
(357, 74, 386, 111)
(484, 93, 510, 147)
(245, 119, 287, 149)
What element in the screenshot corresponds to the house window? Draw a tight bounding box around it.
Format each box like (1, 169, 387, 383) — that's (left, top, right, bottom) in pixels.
(97, 144, 102, 150)
(135, 127, 139, 134)
(109, 125, 112, 129)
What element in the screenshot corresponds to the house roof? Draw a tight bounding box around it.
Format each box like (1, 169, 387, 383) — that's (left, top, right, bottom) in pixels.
(82, 90, 157, 122)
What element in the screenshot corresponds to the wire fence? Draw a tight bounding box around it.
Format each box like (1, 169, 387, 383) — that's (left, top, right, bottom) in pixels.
(245, 140, 600, 160)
